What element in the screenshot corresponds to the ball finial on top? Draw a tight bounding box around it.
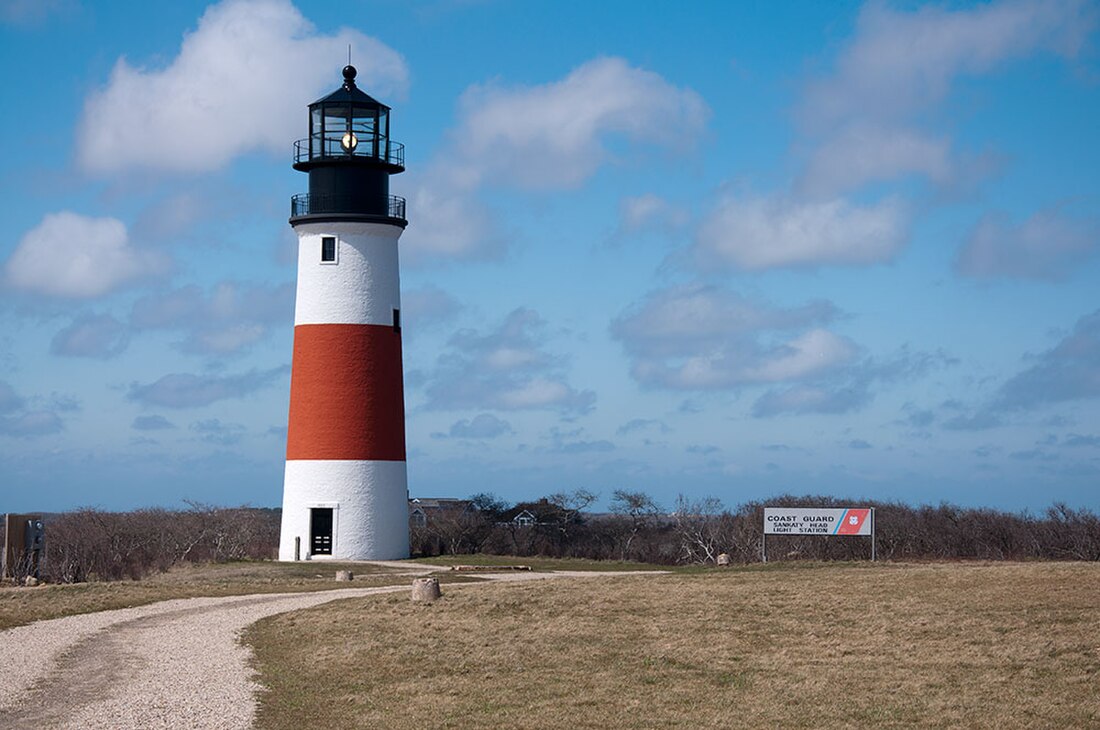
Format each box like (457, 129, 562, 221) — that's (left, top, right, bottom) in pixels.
(342, 65, 357, 86)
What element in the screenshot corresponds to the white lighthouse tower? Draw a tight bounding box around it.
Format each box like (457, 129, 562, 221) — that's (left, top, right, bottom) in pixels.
(278, 65, 410, 561)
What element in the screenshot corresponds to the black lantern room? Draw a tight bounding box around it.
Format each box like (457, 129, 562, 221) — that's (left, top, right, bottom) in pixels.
(290, 65, 406, 226)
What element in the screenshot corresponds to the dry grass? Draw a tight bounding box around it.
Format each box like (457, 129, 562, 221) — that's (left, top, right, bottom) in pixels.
(0, 560, 446, 631)
(247, 562, 1100, 729)
(412, 554, 672, 572)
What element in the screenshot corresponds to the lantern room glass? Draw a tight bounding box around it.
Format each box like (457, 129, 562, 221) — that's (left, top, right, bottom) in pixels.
(308, 102, 390, 161)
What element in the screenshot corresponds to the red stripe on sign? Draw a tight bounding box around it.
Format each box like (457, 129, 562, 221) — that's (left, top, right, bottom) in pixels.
(836, 508, 870, 535)
(286, 323, 406, 461)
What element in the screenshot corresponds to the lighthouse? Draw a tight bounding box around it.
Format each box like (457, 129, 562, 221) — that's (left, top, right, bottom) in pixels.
(278, 65, 410, 561)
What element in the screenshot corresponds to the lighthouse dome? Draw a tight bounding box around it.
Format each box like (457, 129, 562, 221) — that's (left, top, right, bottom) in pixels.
(290, 65, 406, 226)
(293, 64, 404, 173)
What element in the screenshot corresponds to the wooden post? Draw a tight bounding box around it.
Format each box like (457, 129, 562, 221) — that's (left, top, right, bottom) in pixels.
(3, 514, 32, 580)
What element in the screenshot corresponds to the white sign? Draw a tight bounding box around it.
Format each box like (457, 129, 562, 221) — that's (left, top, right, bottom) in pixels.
(764, 507, 872, 536)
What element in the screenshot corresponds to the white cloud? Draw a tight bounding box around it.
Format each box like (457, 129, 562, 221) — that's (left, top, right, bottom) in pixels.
(423, 308, 595, 413)
(630, 330, 856, 391)
(994, 308, 1100, 409)
(77, 0, 408, 174)
(0, 381, 67, 438)
(956, 207, 1098, 280)
(616, 418, 670, 436)
(190, 418, 247, 445)
(694, 195, 908, 270)
(446, 413, 513, 439)
(401, 57, 707, 262)
(0, 411, 64, 438)
(752, 385, 870, 418)
(611, 284, 856, 390)
(738, 329, 857, 383)
(483, 346, 545, 371)
(611, 283, 837, 356)
(934, 308, 1100, 426)
(496, 379, 581, 409)
(794, 0, 1093, 196)
(448, 56, 709, 190)
(131, 191, 216, 243)
(5, 212, 168, 298)
(128, 366, 289, 408)
(801, 0, 1092, 133)
(618, 194, 691, 234)
(749, 346, 947, 418)
(132, 414, 176, 431)
(189, 324, 267, 354)
(130, 281, 293, 355)
(50, 314, 130, 358)
(797, 125, 954, 197)
(400, 181, 503, 264)
(401, 285, 463, 332)
(687, 1, 1089, 271)
(0, 381, 25, 414)
(0, 0, 73, 26)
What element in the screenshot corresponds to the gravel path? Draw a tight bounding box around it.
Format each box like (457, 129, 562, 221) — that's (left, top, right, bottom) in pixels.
(0, 568, 666, 729)
(0, 587, 407, 730)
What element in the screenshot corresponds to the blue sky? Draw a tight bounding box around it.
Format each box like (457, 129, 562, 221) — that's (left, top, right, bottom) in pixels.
(1, 0, 1098, 514)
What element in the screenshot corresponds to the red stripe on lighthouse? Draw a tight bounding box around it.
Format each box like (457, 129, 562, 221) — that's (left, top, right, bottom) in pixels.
(286, 323, 406, 461)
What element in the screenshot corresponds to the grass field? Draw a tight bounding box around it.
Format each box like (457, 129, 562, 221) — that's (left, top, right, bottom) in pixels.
(0, 560, 460, 631)
(247, 561, 1100, 729)
(411, 554, 674, 572)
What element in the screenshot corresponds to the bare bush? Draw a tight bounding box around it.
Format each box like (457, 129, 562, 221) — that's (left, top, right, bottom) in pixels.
(609, 490, 661, 561)
(413, 491, 1100, 567)
(1041, 504, 1100, 560)
(26, 505, 279, 584)
(673, 495, 749, 565)
(9, 489, 1099, 585)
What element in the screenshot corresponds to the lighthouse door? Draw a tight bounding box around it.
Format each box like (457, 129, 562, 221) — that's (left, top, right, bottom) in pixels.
(310, 508, 333, 555)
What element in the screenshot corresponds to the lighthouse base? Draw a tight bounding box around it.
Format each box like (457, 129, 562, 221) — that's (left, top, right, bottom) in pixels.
(278, 460, 410, 561)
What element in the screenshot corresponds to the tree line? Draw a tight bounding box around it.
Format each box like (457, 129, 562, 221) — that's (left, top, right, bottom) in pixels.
(2, 492, 1097, 584)
(411, 491, 1100, 565)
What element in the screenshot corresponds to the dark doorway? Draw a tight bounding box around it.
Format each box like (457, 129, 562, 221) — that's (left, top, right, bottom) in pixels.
(310, 508, 333, 555)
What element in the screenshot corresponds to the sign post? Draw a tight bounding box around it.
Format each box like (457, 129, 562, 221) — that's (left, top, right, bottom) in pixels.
(762, 507, 875, 562)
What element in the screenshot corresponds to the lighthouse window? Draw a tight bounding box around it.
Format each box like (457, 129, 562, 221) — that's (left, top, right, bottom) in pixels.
(393, 308, 401, 333)
(320, 236, 337, 263)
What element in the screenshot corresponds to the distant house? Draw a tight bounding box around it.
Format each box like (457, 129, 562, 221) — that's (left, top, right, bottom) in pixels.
(497, 500, 569, 528)
(510, 509, 537, 527)
(408, 497, 473, 527)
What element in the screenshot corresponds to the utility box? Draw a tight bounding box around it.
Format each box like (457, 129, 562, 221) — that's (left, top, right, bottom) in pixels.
(25, 518, 45, 553)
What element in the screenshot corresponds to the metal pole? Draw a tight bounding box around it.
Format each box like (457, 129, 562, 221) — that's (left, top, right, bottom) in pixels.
(871, 508, 876, 562)
(294, 536, 301, 562)
(761, 533, 767, 563)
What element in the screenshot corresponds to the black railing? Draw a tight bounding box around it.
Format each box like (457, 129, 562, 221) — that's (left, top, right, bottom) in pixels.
(293, 136, 405, 167)
(291, 194, 406, 221)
